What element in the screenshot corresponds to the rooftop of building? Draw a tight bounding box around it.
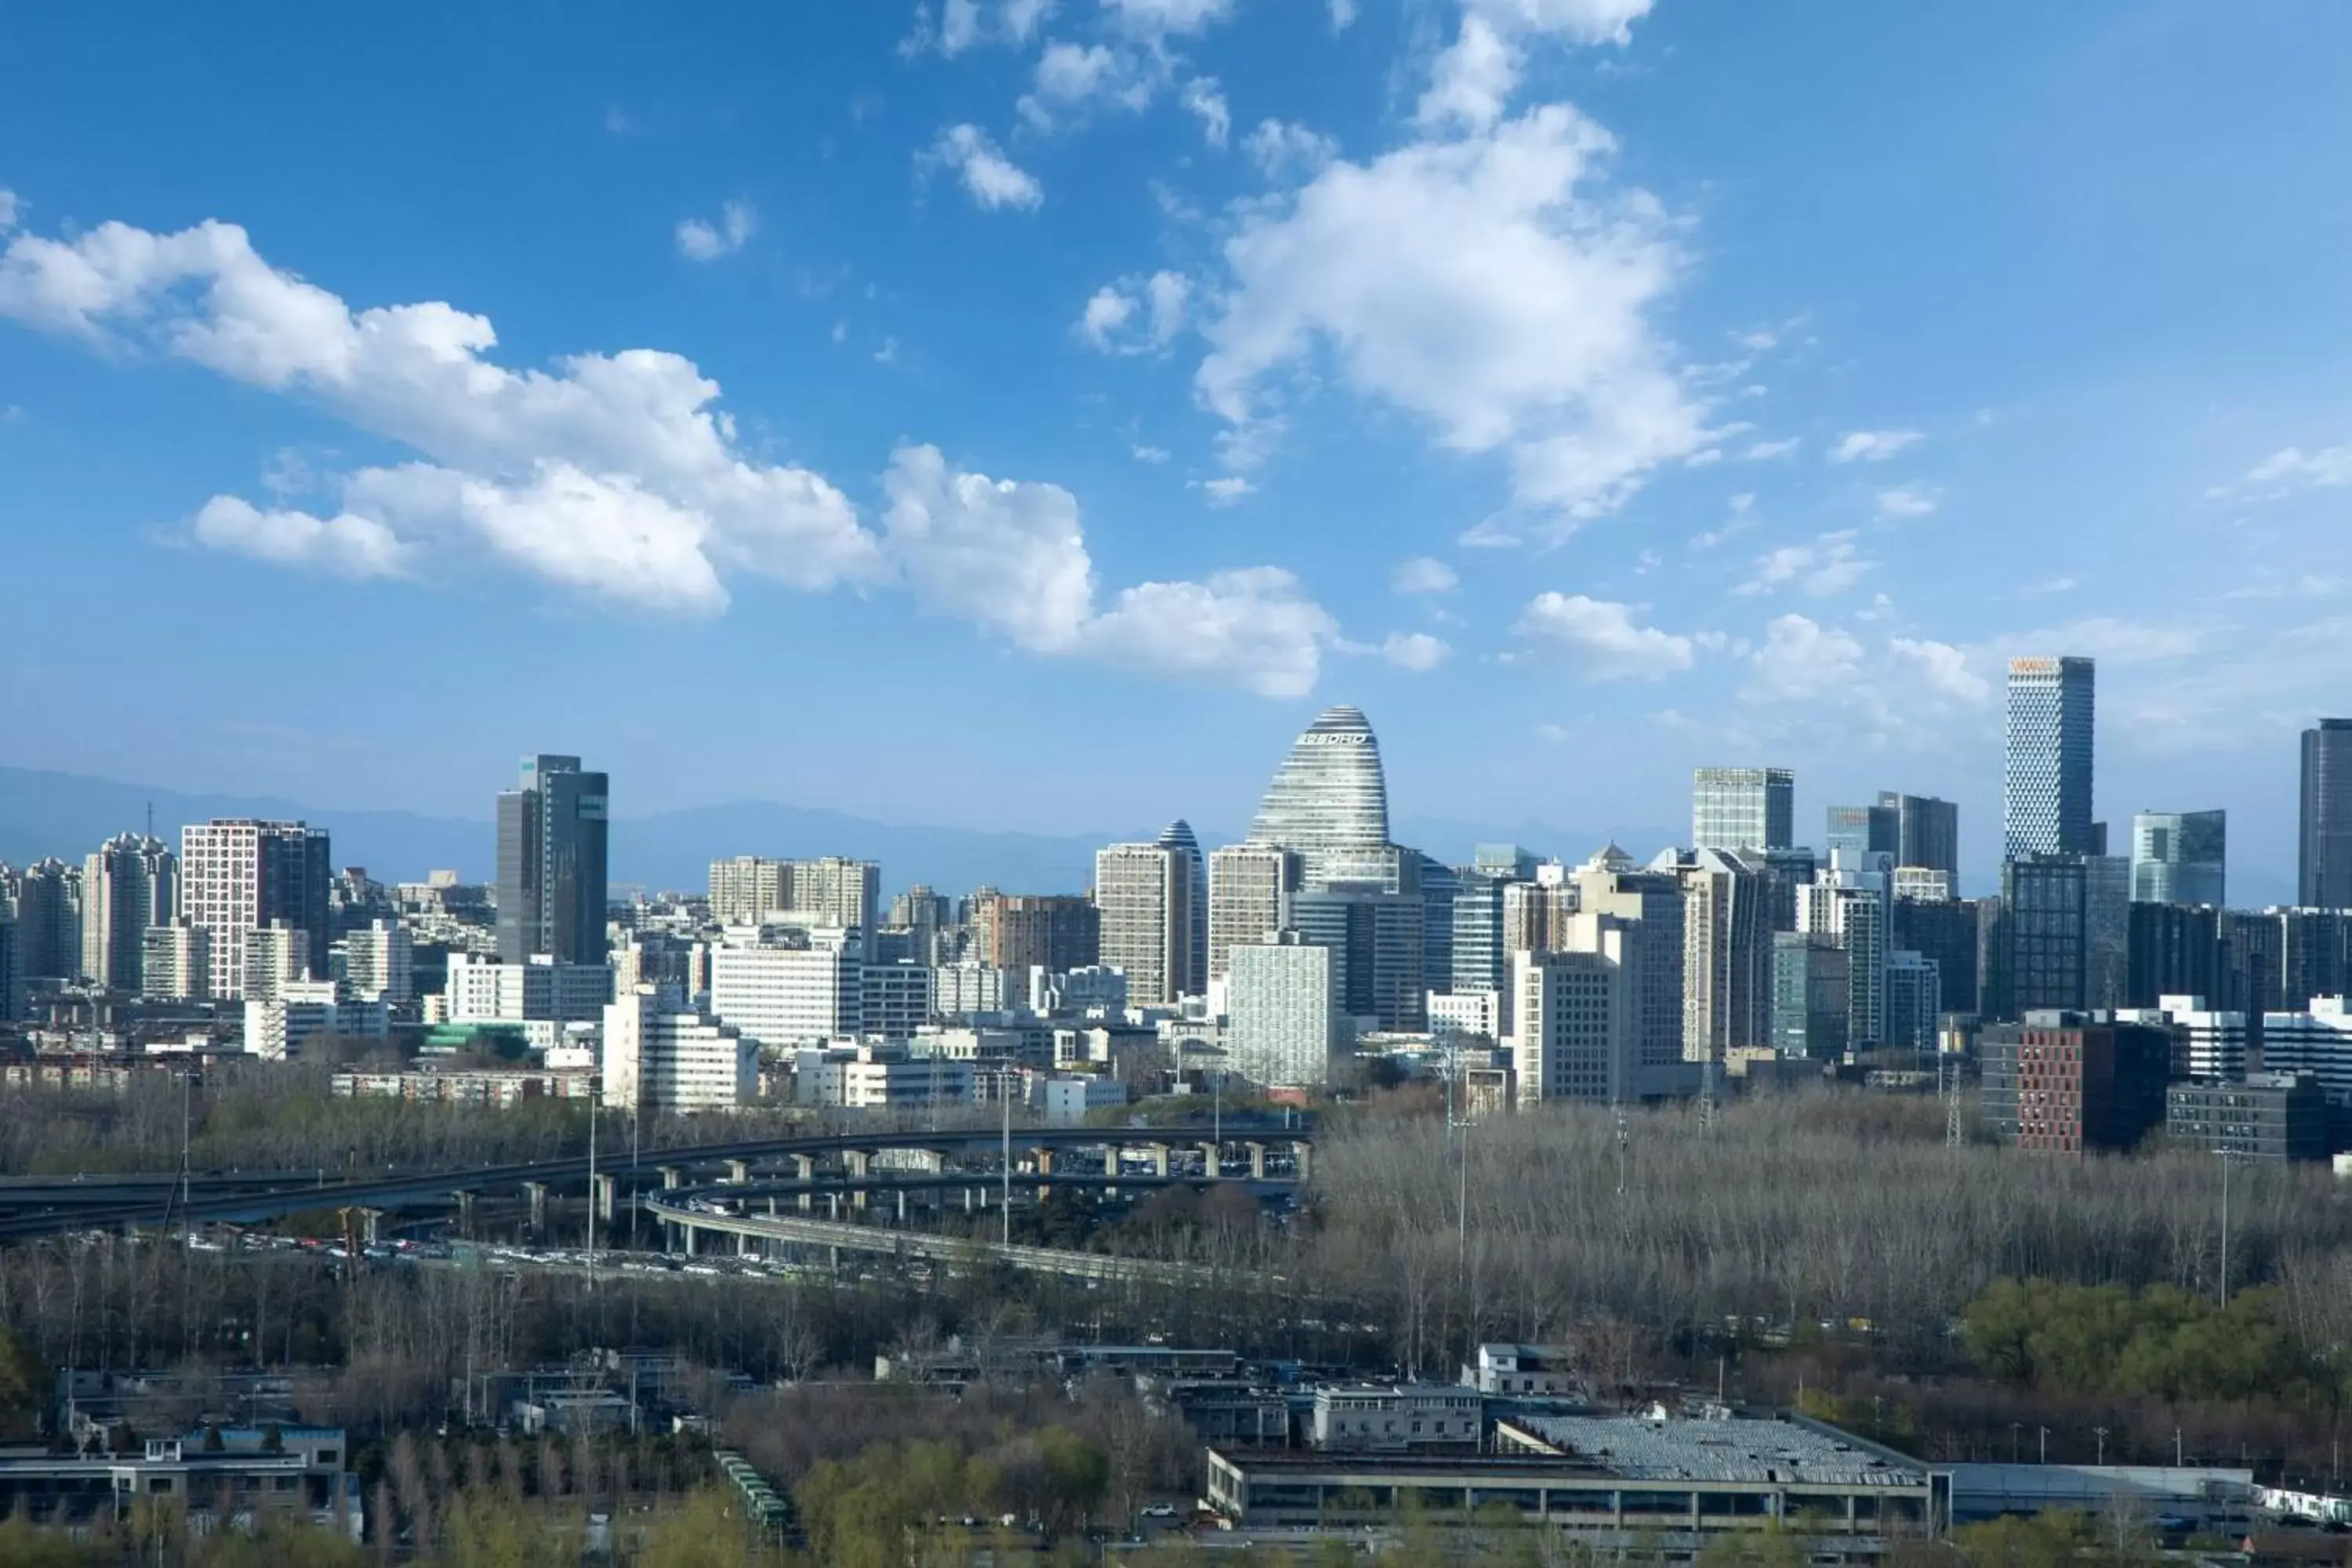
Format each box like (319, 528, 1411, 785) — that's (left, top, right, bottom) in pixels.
(1503, 1410, 1929, 1486)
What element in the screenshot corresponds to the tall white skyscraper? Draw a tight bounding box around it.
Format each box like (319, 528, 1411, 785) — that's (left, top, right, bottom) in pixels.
(1692, 768, 1795, 854)
(180, 819, 331, 1002)
(1094, 841, 1194, 1007)
(604, 987, 756, 1112)
(2004, 656, 2096, 860)
(1249, 705, 1392, 886)
(82, 833, 175, 993)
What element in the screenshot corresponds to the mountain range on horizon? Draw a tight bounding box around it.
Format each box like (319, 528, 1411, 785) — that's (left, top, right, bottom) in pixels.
(0, 764, 1657, 898)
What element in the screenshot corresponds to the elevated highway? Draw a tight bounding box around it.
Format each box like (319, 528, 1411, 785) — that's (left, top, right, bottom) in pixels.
(0, 1120, 1312, 1244)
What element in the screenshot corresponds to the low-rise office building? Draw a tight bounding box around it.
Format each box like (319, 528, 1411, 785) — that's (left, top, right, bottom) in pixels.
(2165, 1073, 2331, 1162)
(0, 1425, 354, 1533)
(1308, 1384, 1483, 1450)
(1207, 1410, 1937, 1561)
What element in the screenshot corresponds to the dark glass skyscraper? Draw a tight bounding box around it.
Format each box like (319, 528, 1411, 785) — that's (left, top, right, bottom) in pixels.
(2004, 657, 2095, 861)
(1881, 792, 1960, 880)
(2300, 719, 2352, 909)
(495, 755, 610, 965)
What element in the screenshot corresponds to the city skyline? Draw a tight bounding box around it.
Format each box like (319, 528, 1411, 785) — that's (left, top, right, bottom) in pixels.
(3, 5, 2350, 890)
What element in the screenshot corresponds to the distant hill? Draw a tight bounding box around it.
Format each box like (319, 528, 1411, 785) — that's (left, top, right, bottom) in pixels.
(0, 765, 1651, 898)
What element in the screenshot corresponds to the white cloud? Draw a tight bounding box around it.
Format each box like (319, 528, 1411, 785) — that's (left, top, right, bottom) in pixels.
(1512, 592, 1693, 681)
(1746, 614, 1864, 702)
(1887, 637, 1990, 706)
(940, 0, 985, 52)
(1243, 119, 1340, 180)
(1084, 568, 1338, 696)
(2242, 444, 2352, 494)
(922, 124, 1044, 211)
(1828, 428, 1922, 463)
(674, 199, 756, 262)
(1100, 0, 1235, 39)
(1193, 475, 1255, 506)
(1001, 0, 1053, 40)
(2018, 575, 2076, 597)
(0, 201, 1368, 699)
(0, 189, 18, 233)
(880, 448, 1338, 693)
(882, 443, 1094, 651)
(904, 0, 1049, 55)
(1392, 556, 1459, 594)
(191, 495, 412, 581)
(1874, 485, 1938, 519)
(1740, 437, 1798, 460)
(1378, 630, 1451, 671)
(1077, 270, 1189, 352)
(1018, 41, 1156, 128)
(1735, 529, 1871, 597)
(1328, 0, 1359, 26)
(1131, 443, 1171, 463)
(1418, 0, 1653, 132)
(1196, 104, 1707, 531)
(1181, 77, 1230, 147)
(0, 210, 878, 612)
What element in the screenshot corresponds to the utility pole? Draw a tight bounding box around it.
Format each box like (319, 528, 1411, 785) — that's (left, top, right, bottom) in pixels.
(586, 1073, 598, 1294)
(1614, 1110, 1630, 1198)
(2094, 1427, 2107, 1466)
(1000, 1067, 1012, 1247)
(2219, 1149, 2233, 1309)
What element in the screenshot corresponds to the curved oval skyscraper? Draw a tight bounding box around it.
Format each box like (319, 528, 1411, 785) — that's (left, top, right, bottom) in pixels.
(1249, 705, 1392, 884)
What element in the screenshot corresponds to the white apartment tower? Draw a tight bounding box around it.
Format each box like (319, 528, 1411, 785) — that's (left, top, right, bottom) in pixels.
(82, 833, 175, 993)
(179, 819, 331, 1002)
(1505, 918, 1639, 1107)
(706, 928, 862, 1047)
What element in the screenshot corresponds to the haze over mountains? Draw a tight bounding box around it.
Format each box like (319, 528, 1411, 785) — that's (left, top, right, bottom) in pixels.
(0, 765, 1652, 898)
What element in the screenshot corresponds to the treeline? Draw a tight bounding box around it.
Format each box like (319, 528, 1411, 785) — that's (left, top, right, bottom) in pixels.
(1297, 1091, 2352, 1378)
(1962, 1278, 2331, 1406)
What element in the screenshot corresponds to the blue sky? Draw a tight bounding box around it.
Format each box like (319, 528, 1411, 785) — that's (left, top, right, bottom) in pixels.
(4, 1, 2351, 898)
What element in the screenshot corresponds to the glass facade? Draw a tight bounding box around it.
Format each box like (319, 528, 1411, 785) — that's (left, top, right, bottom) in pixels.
(2003, 656, 2096, 860)
(2300, 719, 2352, 909)
(1692, 768, 1794, 853)
(1250, 706, 1392, 885)
(2129, 809, 2226, 907)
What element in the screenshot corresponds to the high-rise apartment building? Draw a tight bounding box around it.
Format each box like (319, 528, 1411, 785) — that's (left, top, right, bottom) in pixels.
(1207, 844, 1299, 983)
(1797, 851, 1889, 1050)
(1666, 846, 1774, 1063)
(1156, 821, 1209, 999)
(1692, 768, 1795, 854)
(82, 833, 175, 993)
(2003, 657, 2096, 860)
(180, 819, 332, 1002)
(9, 858, 83, 982)
(708, 856, 789, 924)
(1248, 706, 1392, 887)
(495, 756, 610, 966)
(140, 920, 210, 1001)
(1448, 868, 1515, 998)
(1228, 932, 1341, 1089)
(972, 892, 1101, 974)
(1094, 841, 1195, 1007)
(336, 919, 415, 1005)
(2130, 810, 2226, 907)
(2300, 720, 2352, 909)
(1770, 932, 1851, 1060)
